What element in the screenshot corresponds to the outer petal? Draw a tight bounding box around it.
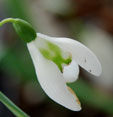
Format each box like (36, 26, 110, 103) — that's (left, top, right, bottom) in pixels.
(27, 41, 81, 111)
(37, 33, 102, 76)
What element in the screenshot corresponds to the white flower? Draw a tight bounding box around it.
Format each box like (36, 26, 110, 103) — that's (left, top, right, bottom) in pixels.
(27, 33, 102, 111)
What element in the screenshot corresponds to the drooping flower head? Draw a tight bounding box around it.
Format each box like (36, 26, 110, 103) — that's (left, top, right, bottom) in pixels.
(0, 18, 102, 111)
(27, 33, 102, 111)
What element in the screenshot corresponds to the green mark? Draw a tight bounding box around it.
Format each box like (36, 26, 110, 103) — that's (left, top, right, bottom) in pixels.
(40, 41, 72, 72)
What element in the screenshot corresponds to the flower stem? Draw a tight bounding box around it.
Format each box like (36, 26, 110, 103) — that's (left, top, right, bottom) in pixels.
(0, 18, 15, 27)
(0, 91, 29, 117)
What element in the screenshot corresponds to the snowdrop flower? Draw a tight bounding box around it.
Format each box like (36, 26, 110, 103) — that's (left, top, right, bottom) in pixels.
(0, 18, 102, 111)
(27, 33, 102, 111)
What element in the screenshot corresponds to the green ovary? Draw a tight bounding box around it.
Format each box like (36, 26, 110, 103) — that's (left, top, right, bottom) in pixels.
(39, 41, 72, 72)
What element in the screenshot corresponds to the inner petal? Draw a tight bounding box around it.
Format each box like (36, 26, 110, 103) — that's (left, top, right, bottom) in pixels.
(63, 60, 79, 83)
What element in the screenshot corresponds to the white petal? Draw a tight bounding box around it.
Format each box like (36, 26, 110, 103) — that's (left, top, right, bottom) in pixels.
(37, 33, 102, 76)
(63, 60, 79, 83)
(27, 41, 81, 111)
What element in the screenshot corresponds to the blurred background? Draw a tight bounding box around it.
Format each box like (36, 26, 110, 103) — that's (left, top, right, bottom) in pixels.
(0, 0, 113, 116)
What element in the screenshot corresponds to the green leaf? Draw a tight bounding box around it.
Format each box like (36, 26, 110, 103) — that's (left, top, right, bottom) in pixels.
(0, 91, 29, 117)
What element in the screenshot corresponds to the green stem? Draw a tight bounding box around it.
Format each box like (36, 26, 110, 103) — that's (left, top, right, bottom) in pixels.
(0, 91, 29, 117)
(0, 18, 15, 27)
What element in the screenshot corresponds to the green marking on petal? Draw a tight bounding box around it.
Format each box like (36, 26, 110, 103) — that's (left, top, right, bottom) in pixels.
(39, 41, 72, 72)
